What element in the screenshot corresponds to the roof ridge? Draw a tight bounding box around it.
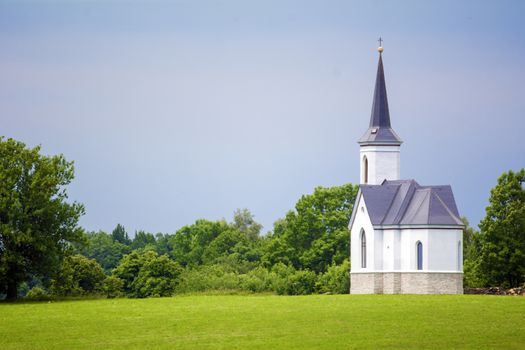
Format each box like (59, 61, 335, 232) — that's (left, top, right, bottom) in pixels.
(401, 188, 430, 224)
(380, 183, 402, 225)
(394, 181, 418, 224)
(431, 190, 463, 225)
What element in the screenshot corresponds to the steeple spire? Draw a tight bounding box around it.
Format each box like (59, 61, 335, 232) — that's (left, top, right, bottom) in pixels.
(358, 42, 402, 145)
(369, 53, 391, 128)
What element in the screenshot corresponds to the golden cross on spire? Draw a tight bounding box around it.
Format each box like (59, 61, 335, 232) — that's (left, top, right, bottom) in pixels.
(377, 37, 384, 53)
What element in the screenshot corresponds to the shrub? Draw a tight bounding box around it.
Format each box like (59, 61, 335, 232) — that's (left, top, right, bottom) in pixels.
(316, 260, 350, 294)
(103, 276, 124, 298)
(268, 263, 317, 295)
(25, 287, 52, 301)
(285, 270, 317, 295)
(113, 251, 182, 298)
(51, 255, 106, 296)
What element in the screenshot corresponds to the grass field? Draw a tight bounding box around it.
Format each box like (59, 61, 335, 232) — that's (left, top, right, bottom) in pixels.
(1, 294, 524, 349)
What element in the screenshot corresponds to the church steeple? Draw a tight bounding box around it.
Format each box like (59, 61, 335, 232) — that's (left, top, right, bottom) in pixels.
(370, 53, 391, 128)
(358, 41, 402, 185)
(358, 44, 402, 146)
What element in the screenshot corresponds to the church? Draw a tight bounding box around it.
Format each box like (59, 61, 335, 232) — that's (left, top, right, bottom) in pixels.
(348, 44, 464, 294)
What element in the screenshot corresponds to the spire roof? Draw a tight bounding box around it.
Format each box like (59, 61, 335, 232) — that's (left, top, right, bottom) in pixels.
(358, 48, 402, 146)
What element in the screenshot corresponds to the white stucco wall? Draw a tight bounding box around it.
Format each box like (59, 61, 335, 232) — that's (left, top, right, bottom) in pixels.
(350, 194, 375, 272)
(350, 196, 463, 273)
(382, 227, 463, 272)
(360, 145, 400, 185)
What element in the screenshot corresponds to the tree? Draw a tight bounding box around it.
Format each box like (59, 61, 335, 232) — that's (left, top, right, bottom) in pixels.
(477, 169, 525, 287)
(131, 230, 156, 250)
(0, 137, 85, 300)
(77, 231, 131, 272)
(461, 217, 483, 287)
(168, 219, 230, 266)
(232, 209, 263, 240)
(111, 224, 131, 245)
(51, 254, 106, 296)
(263, 184, 358, 273)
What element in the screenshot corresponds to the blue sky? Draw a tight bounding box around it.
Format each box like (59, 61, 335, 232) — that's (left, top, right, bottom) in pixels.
(1, 0, 524, 234)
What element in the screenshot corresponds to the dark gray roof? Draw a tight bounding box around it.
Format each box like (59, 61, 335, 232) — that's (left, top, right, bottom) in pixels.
(358, 54, 402, 146)
(358, 179, 463, 226)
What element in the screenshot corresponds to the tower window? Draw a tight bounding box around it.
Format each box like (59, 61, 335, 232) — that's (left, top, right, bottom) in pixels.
(416, 241, 423, 270)
(363, 156, 368, 184)
(361, 230, 367, 268)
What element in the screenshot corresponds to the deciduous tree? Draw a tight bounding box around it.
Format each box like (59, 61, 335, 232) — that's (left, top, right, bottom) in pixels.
(477, 169, 525, 287)
(0, 138, 85, 300)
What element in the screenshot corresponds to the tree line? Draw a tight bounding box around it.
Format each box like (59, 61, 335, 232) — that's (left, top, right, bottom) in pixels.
(0, 137, 524, 300)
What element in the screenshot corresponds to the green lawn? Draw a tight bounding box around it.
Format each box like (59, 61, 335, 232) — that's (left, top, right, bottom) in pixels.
(1, 294, 524, 349)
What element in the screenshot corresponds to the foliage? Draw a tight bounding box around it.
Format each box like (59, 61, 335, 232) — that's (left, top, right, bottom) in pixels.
(316, 259, 350, 294)
(0, 137, 85, 300)
(50, 254, 105, 296)
(77, 231, 131, 272)
(113, 250, 182, 298)
(111, 224, 131, 245)
(263, 184, 358, 273)
(168, 219, 231, 267)
(461, 217, 483, 287)
(131, 230, 156, 251)
(175, 265, 247, 293)
(231, 208, 263, 240)
(476, 169, 525, 288)
(461, 217, 478, 261)
(102, 276, 124, 298)
(25, 286, 52, 301)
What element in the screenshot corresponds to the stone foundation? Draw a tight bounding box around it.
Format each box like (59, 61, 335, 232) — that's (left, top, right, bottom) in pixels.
(350, 272, 463, 294)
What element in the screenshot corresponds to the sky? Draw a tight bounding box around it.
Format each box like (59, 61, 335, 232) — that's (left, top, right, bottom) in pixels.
(1, 0, 524, 235)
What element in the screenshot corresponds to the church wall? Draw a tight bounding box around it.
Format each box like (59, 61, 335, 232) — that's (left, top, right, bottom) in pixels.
(374, 229, 383, 270)
(428, 229, 463, 271)
(399, 228, 429, 270)
(360, 145, 400, 185)
(396, 228, 463, 272)
(382, 229, 400, 270)
(399, 272, 463, 294)
(350, 272, 463, 294)
(349, 195, 375, 272)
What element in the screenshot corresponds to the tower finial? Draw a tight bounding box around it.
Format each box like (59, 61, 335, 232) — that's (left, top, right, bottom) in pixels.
(377, 37, 384, 53)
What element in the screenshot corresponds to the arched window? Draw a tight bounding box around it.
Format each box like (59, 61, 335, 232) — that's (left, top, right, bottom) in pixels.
(457, 241, 462, 271)
(363, 156, 368, 184)
(361, 230, 367, 268)
(416, 241, 423, 270)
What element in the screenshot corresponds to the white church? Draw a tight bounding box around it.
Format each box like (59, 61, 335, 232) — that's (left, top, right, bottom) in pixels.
(348, 45, 464, 294)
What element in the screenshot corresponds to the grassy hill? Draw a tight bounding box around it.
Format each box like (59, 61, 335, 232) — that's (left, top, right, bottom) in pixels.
(1, 294, 524, 349)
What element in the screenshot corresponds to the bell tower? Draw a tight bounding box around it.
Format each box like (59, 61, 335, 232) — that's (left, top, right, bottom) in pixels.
(359, 42, 402, 185)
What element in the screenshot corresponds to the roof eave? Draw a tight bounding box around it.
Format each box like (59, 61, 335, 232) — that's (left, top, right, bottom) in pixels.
(358, 140, 403, 146)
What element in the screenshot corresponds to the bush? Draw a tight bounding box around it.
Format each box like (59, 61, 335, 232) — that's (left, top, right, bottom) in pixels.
(25, 287, 52, 301)
(103, 276, 124, 298)
(241, 267, 273, 293)
(113, 251, 182, 298)
(316, 260, 350, 294)
(51, 255, 106, 296)
(176, 265, 243, 293)
(268, 263, 317, 295)
(284, 270, 317, 295)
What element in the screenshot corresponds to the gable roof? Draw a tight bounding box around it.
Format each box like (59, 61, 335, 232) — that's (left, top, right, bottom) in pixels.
(354, 179, 463, 227)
